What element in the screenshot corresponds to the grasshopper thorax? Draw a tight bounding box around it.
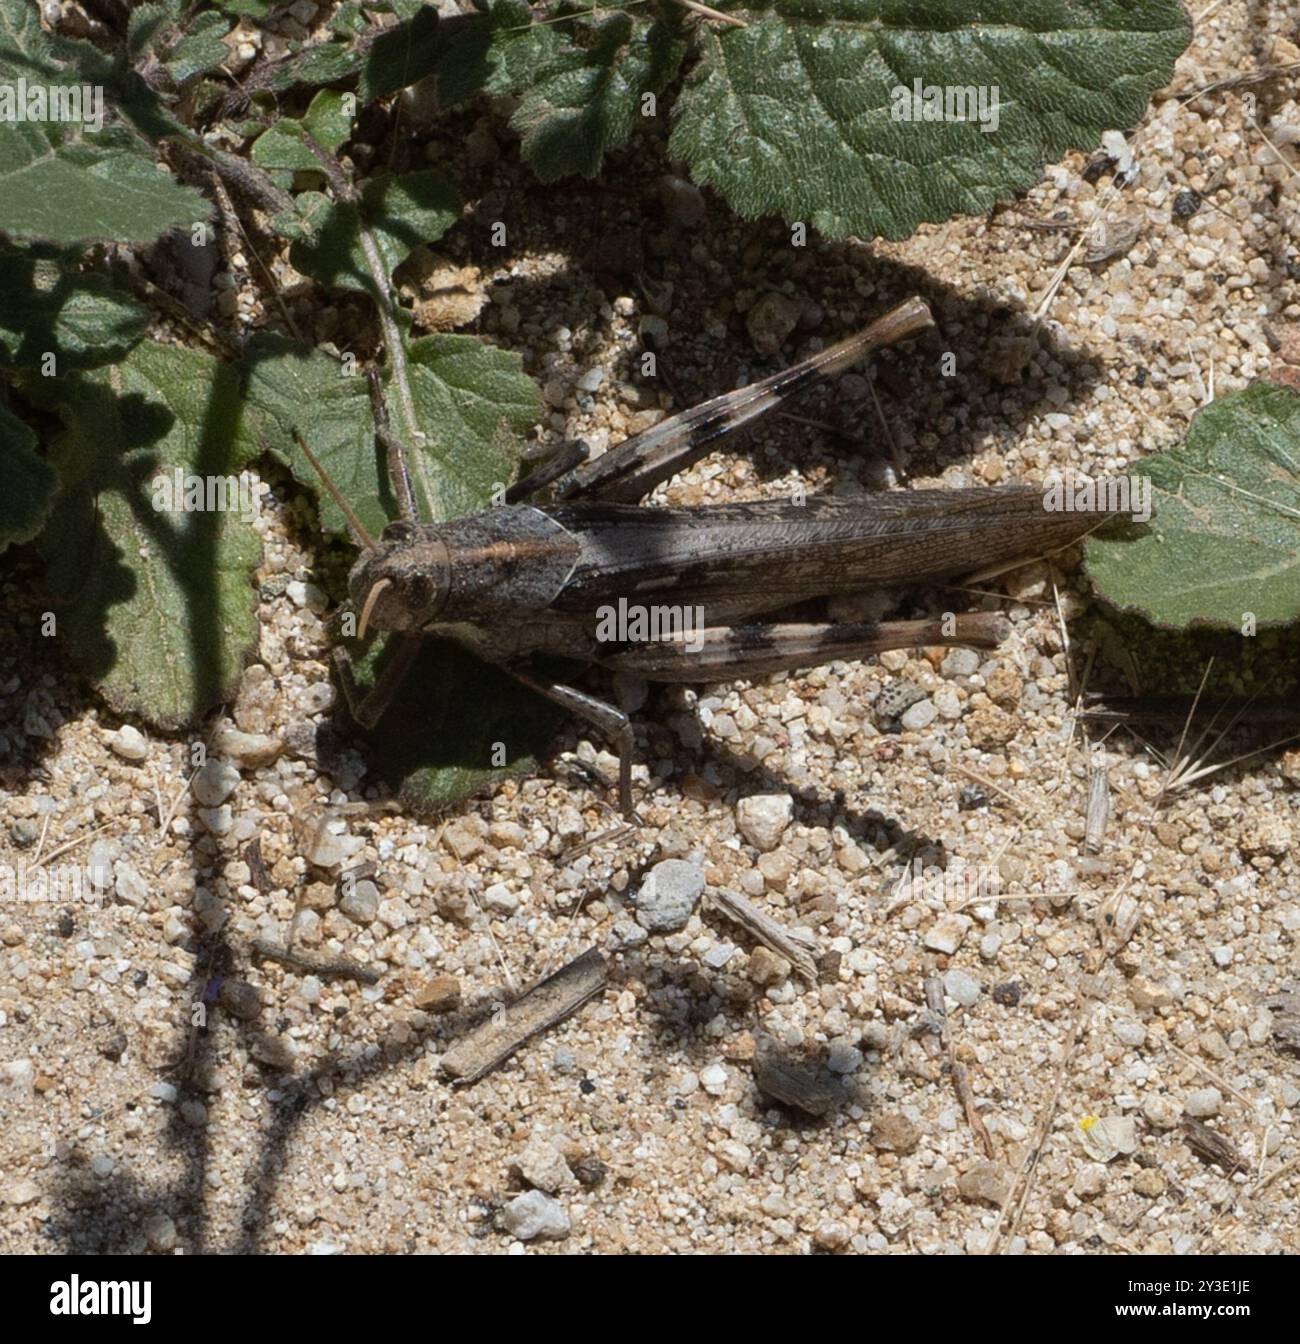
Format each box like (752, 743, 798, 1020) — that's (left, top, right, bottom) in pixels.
(348, 520, 451, 635)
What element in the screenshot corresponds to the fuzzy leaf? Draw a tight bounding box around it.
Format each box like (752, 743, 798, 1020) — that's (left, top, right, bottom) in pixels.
(0, 122, 208, 245)
(357, 3, 441, 101)
(127, 4, 171, 57)
(347, 636, 564, 814)
(0, 248, 148, 368)
(244, 329, 541, 538)
(29, 344, 260, 729)
(668, 0, 1191, 239)
(166, 11, 234, 83)
(490, 4, 687, 180)
(289, 170, 460, 299)
(425, 1, 519, 106)
(1087, 383, 1300, 630)
(0, 402, 56, 549)
(394, 332, 544, 524)
(246, 3, 449, 99)
(250, 90, 354, 172)
(237, 334, 378, 538)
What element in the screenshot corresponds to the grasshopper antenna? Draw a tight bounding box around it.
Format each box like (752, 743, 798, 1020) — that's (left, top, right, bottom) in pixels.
(292, 429, 378, 552)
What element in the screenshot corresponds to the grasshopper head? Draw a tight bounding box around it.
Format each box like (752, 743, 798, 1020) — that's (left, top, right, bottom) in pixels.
(348, 520, 450, 636)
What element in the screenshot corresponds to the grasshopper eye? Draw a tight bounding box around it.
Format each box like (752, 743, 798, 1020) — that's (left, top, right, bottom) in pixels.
(382, 520, 417, 545)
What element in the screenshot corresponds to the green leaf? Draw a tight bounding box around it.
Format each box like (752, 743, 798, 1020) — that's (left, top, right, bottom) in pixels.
(289, 170, 460, 299)
(0, 401, 56, 549)
(1087, 383, 1300, 630)
(0, 0, 204, 241)
(394, 332, 543, 524)
(491, 6, 687, 180)
(242, 329, 541, 539)
(127, 4, 172, 58)
(357, 3, 441, 101)
(237, 334, 377, 537)
(668, 0, 1191, 239)
(0, 0, 71, 82)
(28, 344, 261, 729)
(350, 636, 563, 814)
(0, 248, 148, 369)
(266, 36, 366, 92)
(0, 122, 209, 245)
(250, 90, 354, 172)
(424, 1, 516, 107)
(330, 3, 371, 37)
(166, 11, 233, 83)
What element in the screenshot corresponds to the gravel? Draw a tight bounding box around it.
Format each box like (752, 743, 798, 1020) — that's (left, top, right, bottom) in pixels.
(501, 1191, 571, 1242)
(191, 760, 240, 807)
(924, 914, 971, 955)
(3, 6, 1297, 1259)
(107, 725, 149, 762)
(1185, 1087, 1224, 1119)
(735, 793, 794, 851)
(634, 859, 705, 932)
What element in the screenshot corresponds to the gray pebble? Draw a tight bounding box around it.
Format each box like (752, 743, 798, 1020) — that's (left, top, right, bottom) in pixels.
(957, 1161, 1011, 1206)
(144, 1213, 177, 1251)
(8, 820, 38, 849)
(192, 760, 239, 807)
(900, 699, 937, 731)
(736, 793, 793, 851)
(1184, 1087, 1222, 1118)
(501, 1190, 571, 1242)
(875, 678, 926, 725)
(1113, 1019, 1147, 1048)
(746, 291, 801, 356)
(108, 724, 149, 762)
(943, 968, 982, 1008)
(307, 829, 347, 869)
(4, 1178, 41, 1206)
(212, 726, 282, 768)
(924, 914, 970, 955)
(635, 859, 705, 932)
(941, 648, 981, 677)
(340, 879, 380, 925)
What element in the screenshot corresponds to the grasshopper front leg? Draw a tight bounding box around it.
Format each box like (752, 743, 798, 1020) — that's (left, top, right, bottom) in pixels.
(503, 664, 639, 819)
(334, 634, 423, 729)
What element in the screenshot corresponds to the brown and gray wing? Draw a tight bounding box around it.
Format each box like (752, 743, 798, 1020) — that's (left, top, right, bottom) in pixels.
(545, 488, 1116, 618)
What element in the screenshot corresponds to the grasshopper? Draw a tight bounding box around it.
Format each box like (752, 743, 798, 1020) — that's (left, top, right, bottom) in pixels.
(295, 296, 1119, 817)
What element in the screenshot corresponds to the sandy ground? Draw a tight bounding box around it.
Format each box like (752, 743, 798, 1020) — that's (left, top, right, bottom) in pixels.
(1, 1, 1299, 1254)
